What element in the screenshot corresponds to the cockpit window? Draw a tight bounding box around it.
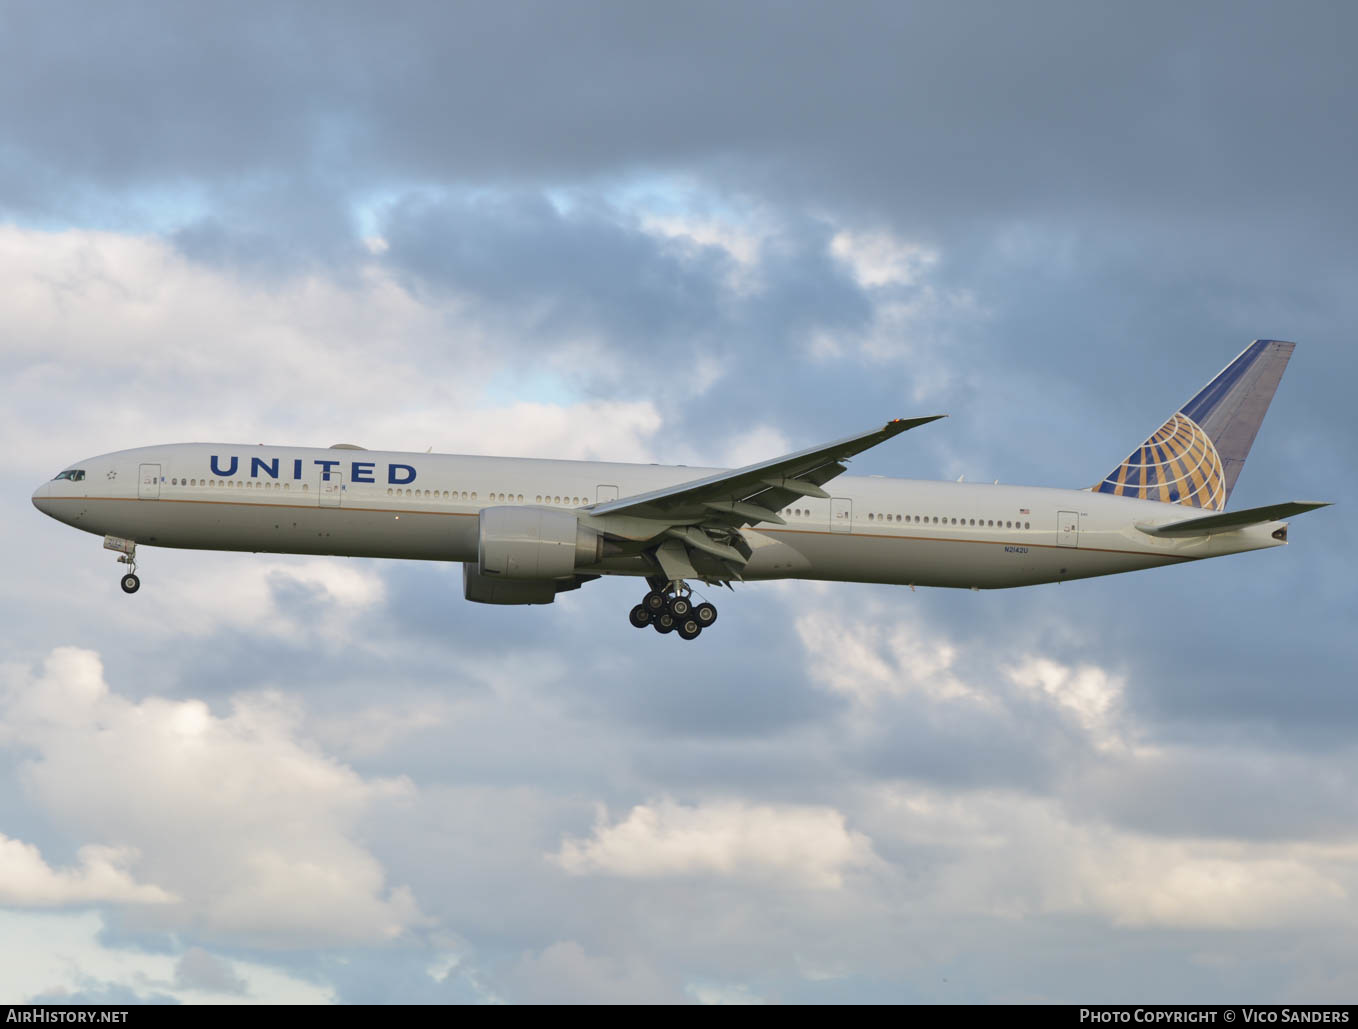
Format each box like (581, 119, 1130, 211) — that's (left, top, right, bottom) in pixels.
(52, 469, 86, 482)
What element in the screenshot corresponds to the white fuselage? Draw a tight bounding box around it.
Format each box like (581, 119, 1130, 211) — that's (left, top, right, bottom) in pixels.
(31, 443, 1286, 589)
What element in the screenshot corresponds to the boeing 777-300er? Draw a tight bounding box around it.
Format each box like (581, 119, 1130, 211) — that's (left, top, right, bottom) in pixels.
(33, 339, 1329, 641)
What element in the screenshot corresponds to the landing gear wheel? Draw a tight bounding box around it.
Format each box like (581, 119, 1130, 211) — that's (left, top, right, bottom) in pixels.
(644, 591, 668, 615)
(653, 611, 676, 634)
(694, 602, 717, 627)
(120, 573, 141, 594)
(677, 618, 702, 640)
(668, 595, 692, 618)
(629, 604, 651, 628)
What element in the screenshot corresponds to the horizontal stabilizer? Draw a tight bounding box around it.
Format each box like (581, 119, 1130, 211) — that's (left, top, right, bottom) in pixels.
(1136, 500, 1330, 538)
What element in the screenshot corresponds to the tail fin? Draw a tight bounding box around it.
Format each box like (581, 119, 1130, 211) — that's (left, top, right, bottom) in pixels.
(1093, 339, 1295, 511)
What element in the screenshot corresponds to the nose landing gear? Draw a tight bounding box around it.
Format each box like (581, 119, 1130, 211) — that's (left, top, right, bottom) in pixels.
(627, 579, 717, 640)
(104, 535, 140, 594)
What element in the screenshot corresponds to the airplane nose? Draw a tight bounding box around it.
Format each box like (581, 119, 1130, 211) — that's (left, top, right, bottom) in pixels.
(32, 482, 50, 512)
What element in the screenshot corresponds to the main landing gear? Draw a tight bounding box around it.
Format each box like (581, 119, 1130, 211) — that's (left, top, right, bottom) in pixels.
(628, 579, 718, 641)
(104, 536, 140, 594)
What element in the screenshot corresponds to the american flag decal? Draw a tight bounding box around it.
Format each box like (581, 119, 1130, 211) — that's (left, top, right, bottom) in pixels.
(1019, 508, 1029, 515)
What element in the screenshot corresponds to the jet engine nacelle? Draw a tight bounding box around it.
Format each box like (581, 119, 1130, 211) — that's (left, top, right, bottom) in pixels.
(462, 564, 562, 605)
(477, 506, 602, 580)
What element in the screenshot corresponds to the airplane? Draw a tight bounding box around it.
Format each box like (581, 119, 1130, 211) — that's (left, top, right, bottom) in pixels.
(32, 339, 1329, 641)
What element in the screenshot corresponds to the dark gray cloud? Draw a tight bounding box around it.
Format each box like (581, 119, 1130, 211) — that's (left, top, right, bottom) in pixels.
(5, 2, 1355, 266)
(5, 5, 1353, 201)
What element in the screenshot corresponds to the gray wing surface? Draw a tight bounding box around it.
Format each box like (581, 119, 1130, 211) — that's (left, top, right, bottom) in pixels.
(587, 416, 945, 583)
(592, 416, 944, 525)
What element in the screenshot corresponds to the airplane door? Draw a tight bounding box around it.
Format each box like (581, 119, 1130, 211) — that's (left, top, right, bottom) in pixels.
(597, 484, 619, 503)
(831, 497, 853, 533)
(1058, 510, 1080, 547)
(138, 463, 161, 500)
(319, 469, 343, 508)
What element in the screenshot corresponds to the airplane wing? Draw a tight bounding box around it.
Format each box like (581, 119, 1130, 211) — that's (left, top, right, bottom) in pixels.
(1136, 500, 1331, 538)
(588, 415, 945, 582)
(592, 416, 945, 523)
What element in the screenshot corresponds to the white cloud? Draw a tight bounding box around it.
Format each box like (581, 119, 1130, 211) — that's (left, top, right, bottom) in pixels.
(395, 399, 663, 464)
(0, 836, 174, 907)
(133, 557, 386, 641)
(552, 798, 877, 890)
(686, 982, 767, 1005)
(639, 211, 766, 295)
(1006, 655, 1126, 748)
(869, 785, 1358, 931)
(313, 698, 452, 759)
(500, 940, 676, 1004)
(796, 599, 1129, 749)
(796, 607, 983, 707)
(1, 647, 424, 946)
(707, 424, 791, 471)
(0, 226, 667, 479)
(829, 230, 937, 289)
(797, 599, 1358, 933)
(0, 910, 334, 1004)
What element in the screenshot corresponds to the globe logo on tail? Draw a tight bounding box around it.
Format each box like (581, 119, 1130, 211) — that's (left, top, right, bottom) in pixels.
(1095, 412, 1226, 511)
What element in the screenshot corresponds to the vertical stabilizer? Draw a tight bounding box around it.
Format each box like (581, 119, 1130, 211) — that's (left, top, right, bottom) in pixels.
(1093, 340, 1295, 510)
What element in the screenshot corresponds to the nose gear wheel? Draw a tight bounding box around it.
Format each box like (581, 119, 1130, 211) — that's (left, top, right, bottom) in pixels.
(107, 539, 142, 595)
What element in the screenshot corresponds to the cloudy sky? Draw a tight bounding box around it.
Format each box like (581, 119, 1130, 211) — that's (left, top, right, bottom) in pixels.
(2, 0, 1355, 1004)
